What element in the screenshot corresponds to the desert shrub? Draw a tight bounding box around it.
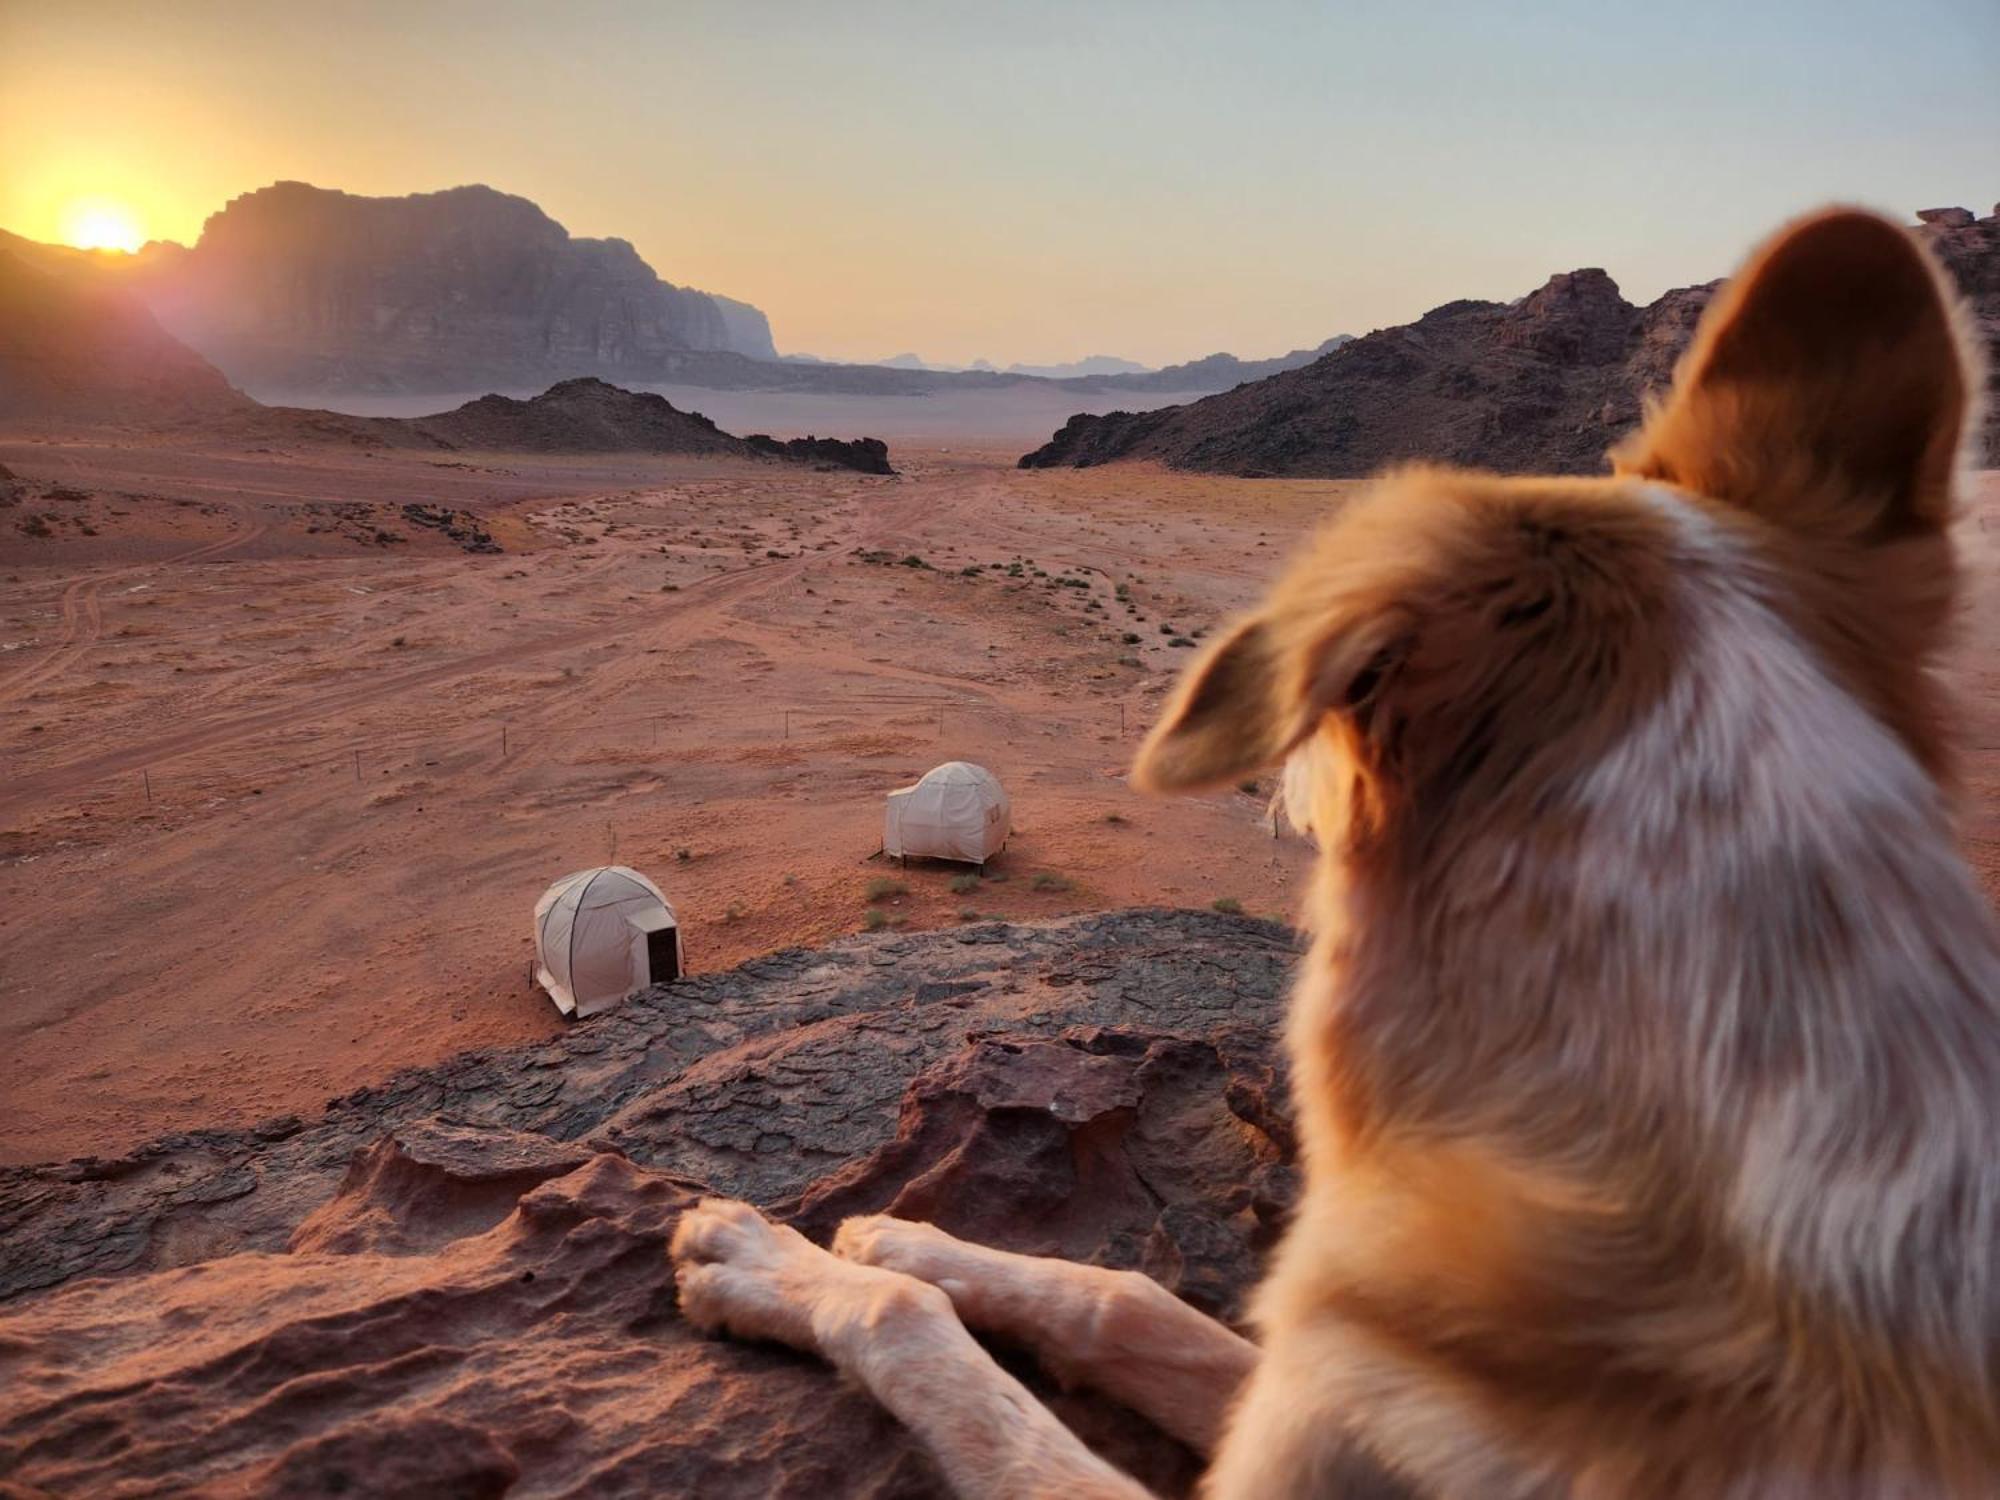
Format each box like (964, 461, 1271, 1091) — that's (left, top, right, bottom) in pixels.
(1030, 872, 1074, 893)
(1122, 632, 1142, 645)
(1211, 897, 1245, 915)
(1104, 812, 1128, 825)
(863, 906, 889, 931)
(865, 876, 908, 901)
(957, 907, 982, 922)
(724, 902, 747, 923)
(899, 554, 928, 569)
(1238, 779, 1260, 796)
(949, 872, 982, 894)
(1168, 636, 1195, 648)
(1159, 623, 1177, 635)
(675, 847, 692, 861)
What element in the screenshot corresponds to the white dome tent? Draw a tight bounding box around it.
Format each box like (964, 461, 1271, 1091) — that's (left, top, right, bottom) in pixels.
(532, 866, 682, 1019)
(883, 761, 1011, 868)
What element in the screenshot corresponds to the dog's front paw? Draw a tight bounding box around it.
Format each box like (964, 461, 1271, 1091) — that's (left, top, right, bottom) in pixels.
(671, 1198, 953, 1359)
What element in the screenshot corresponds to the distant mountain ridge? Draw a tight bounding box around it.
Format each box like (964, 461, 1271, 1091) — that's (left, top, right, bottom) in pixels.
(1023, 206, 2000, 475)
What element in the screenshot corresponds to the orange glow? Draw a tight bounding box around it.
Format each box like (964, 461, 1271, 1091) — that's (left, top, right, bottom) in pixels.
(59, 197, 147, 254)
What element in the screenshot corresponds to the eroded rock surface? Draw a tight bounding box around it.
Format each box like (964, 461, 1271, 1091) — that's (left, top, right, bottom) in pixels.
(0, 910, 1298, 1497)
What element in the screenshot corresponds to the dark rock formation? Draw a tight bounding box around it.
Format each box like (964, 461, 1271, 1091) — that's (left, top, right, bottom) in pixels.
(0, 911, 1298, 1497)
(138, 182, 780, 392)
(0, 245, 253, 426)
(345, 380, 895, 472)
(378, 376, 756, 457)
(1023, 206, 1999, 476)
(745, 432, 896, 474)
(1916, 207, 2000, 459)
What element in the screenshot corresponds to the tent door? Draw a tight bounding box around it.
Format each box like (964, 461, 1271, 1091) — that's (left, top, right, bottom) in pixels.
(646, 927, 681, 984)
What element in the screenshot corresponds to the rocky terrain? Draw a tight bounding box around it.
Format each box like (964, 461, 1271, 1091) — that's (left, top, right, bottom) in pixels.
(1022, 205, 2000, 476)
(0, 910, 1297, 1497)
(128, 182, 778, 392)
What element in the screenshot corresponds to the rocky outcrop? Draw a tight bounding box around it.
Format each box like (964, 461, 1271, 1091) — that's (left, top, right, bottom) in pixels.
(0, 911, 1297, 1497)
(0, 245, 253, 426)
(1024, 206, 1999, 476)
(342, 379, 895, 471)
(372, 376, 759, 458)
(140, 182, 780, 393)
(745, 431, 896, 474)
(1916, 207, 2000, 461)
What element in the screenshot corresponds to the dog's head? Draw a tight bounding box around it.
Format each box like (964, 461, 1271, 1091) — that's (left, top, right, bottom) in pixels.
(1133, 209, 1979, 856)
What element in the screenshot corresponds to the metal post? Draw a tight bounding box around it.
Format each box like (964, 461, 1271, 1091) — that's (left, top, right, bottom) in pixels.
(353, 749, 361, 783)
(501, 725, 508, 757)
(142, 769, 152, 805)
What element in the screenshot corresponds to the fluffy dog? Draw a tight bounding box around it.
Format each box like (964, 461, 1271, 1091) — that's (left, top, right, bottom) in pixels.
(672, 207, 1997, 1498)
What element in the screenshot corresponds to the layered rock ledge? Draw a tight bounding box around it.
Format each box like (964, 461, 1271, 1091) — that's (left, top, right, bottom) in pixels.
(0, 909, 1299, 1498)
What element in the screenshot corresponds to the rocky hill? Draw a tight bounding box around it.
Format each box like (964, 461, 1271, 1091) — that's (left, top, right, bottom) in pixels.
(0, 245, 254, 425)
(358, 376, 762, 457)
(1023, 205, 2000, 476)
(0, 910, 1297, 1497)
(135, 182, 781, 393)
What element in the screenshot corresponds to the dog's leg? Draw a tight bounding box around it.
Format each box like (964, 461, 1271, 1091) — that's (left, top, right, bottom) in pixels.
(833, 1214, 1258, 1456)
(671, 1199, 1155, 1500)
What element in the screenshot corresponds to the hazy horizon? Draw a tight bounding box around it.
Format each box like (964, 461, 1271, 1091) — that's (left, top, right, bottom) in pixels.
(4, 0, 1996, 368)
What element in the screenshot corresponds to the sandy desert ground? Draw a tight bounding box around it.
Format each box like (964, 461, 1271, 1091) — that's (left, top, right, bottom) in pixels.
(4, 431, 1998, 1167)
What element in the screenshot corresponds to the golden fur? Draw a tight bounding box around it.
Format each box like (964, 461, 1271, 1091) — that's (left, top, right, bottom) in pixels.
(672, 207, 1999, 1498)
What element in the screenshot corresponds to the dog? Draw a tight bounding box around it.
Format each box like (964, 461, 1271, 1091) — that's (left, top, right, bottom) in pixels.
(670, 207, 1998, 1498)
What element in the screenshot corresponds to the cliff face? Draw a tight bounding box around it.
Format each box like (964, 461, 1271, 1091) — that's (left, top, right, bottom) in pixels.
(0, 911, 1293, 1498)
(1024, 206, 2000, 477)
(143, 182, 780, 393)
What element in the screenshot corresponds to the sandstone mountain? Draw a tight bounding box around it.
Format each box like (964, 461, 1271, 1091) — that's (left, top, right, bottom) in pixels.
(135, 182, 780, 393)
(0, 911, 1294, 1498)
(1023, 206, 2000, 476)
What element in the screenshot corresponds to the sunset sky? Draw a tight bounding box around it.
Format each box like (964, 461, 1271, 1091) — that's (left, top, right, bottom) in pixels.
(4, 0, 1995, 368)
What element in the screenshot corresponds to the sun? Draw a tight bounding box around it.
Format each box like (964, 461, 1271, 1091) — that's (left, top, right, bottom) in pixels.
(59, 197, 147, 254)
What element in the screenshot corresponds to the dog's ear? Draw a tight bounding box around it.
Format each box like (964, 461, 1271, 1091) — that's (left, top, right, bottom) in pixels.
(1131, 603, 1408, 795)
(1615, 208, 1972, 538)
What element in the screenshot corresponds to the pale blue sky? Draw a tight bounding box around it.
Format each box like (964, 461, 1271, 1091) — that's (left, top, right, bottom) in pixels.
(5, 0, 1995, 364)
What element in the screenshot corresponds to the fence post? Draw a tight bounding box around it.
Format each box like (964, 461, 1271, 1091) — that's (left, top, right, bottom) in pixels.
(142, 768, 152, 805)
(501, 724, 508, 758)
(353, 749, 361, 783)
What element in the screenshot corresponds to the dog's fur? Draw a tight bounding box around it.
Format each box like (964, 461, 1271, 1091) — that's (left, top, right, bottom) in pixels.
(670, 208, 2000, 1498)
